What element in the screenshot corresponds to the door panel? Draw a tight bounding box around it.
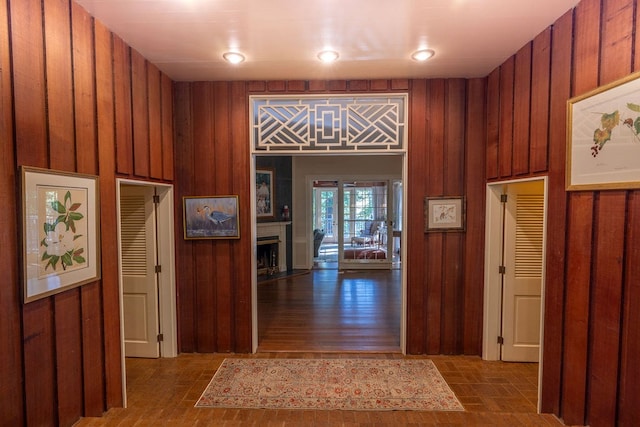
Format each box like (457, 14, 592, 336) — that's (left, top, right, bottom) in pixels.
(120, 185, 159, 358)
(339, 180, 391, 269)
(501, 181, 544, 362)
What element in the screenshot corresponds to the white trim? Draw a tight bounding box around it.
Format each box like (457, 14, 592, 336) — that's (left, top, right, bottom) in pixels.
(116, 179, 178, 406)
(482, 176, 548, 413)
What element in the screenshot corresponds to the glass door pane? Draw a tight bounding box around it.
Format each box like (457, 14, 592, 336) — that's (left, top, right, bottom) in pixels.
(340, 181, 391, 268)
(312, 184, 338, 264)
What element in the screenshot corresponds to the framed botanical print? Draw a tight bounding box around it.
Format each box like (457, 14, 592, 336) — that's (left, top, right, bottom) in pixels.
(424, 196, 465, 232)
(21, 166, 101, 303)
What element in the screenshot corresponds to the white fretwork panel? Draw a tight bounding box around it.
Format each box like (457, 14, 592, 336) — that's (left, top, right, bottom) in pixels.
(251, 94, 407, 153)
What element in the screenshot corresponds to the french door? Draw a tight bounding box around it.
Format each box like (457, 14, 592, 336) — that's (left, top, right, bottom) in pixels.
(339, 180, 392, 269)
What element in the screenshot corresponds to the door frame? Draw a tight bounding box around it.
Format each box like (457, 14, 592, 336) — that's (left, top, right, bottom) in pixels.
(116, 179, 178, 406)
(482, 176, 547, 410)
(250, 154, 408, 354)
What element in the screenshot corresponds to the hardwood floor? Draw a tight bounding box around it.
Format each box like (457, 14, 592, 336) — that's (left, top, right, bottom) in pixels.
(73, 353, 567, 426)
(74, 270, 572, 426)
(258, 269, 401, 352)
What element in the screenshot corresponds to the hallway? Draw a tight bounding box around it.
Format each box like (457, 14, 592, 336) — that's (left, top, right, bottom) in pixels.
(72, 353, 564, 426)
(258, 269, 401, 352)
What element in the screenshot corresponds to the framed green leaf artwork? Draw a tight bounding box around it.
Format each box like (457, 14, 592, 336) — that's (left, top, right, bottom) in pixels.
(567, 71, 640, 190)
(21, 166, 101, 303)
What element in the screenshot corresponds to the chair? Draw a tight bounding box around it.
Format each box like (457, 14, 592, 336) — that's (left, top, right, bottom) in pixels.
(313, 229, 325, 257)
(351, 220, 380, 246)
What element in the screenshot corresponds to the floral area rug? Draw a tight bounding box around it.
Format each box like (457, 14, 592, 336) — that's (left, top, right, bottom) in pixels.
(195, 358, 464, 411)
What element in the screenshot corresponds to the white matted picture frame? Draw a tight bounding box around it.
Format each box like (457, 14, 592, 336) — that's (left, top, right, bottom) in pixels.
(21, 166, 101, 303)
(256, 168, 275, 219)
(567, 71, 640, 190)
(425, 196, 465, 232)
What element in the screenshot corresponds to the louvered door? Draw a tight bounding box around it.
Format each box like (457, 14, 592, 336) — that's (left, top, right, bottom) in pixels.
(120, 185, 159, 358)
(501, 181, 544, 362)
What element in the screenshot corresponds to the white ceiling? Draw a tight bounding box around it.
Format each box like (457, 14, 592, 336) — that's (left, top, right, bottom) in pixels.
(74, 0, 580, 82)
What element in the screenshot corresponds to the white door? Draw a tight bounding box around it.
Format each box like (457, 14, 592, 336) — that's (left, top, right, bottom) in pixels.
(120, 185, 160, 358)
(501, 181, 544, 362)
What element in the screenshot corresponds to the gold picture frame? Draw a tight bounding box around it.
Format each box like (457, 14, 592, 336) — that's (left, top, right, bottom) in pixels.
(256, 168, 275, 219)
(567, 71, 640, 190)
(21, 166, 101, 303)
(183, 195, 240, 240)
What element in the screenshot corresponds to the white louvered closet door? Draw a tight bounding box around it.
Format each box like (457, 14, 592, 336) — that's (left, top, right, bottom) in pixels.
(501, 181, 544, 362)
(120, 185, 159, 358)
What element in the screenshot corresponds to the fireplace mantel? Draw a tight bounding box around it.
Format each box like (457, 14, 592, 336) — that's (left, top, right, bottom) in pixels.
(257, 221, 290, 273)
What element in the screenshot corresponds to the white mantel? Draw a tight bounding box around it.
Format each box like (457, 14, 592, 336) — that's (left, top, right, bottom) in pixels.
(257, 221, 290, 273)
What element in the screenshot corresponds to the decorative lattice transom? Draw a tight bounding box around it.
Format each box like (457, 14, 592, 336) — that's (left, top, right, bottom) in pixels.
(250, 94, 407, 153)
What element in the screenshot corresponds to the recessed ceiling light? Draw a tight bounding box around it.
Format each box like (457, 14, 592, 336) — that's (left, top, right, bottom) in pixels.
(317, 50, 339, 63)
(223, 52, 245, 64)
(411, 49, 435, 61)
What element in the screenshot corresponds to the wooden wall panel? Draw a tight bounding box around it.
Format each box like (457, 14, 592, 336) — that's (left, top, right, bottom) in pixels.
(212, 82, 233, 351)
(11, 2, 55, 424)
(441, 79, 465, 354)
(498, 57, 514, 178)
(512, 43, 532, 176)
(588, 192, 625, 426)
(173, 82, 196, 352)
(132, 49, 150, 178)
(0, 0, 23, 422)
(463, 78, 486, 355)
(618, 193, 640, 427)
(229, 80, 252, 352)
(529, 28, 551, 173)
(148, 63, 163, 179)
(12, 0, 47, 166)
(54, 291, 84, 427)
(162, 74, 174, 181)
(113, 35, 133, 175)
(485, 69, 500, 179)
(174, 79, 483, 357)
(586, 1, 633, 425)
(72, 0, 97, 174)
(94, 19, 122, 410)
(44, 0, 76, 171)
(192, 83, 217, 352)
(406, 79, 428, 354)
(2, 1, 174, 423)
(425, 80, 445, 354)
(540, 8, 572, 415)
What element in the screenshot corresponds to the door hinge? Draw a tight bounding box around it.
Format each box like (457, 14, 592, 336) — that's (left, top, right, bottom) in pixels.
(497, 336, 504, 344)
(498, 265, 506, 274)
(157, 333, 164, 342)
(153, 194, 160, 204)
(155, 265, 162, 273)
(500, 194, 508, 203)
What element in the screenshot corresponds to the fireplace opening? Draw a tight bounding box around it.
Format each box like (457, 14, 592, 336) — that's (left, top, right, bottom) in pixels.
(257, 236, 279, 276)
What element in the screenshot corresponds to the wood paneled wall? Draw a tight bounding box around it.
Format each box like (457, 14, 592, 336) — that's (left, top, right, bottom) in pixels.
(173, 78, 487, 356)
(0, 0, 174, 425)
(487, 0, 640, 425)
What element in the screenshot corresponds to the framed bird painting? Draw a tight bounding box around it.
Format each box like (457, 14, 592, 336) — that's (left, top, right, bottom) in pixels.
(183, 195, 240, 239)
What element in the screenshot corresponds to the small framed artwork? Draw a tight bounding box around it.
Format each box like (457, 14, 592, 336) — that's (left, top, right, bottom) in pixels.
(183, 195, 240, 240)
(256, 168, 275, 219)
(21, 166, 101, 303)
(567, 71, 640, 190)
(425, 196, 465, 232)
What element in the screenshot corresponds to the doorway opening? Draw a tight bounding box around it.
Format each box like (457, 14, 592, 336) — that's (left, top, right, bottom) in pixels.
(251, 154, 407, 354)
(116, 179, 177, 406)
(483, 177, 547, 410)
(312, 179, 401, 269)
